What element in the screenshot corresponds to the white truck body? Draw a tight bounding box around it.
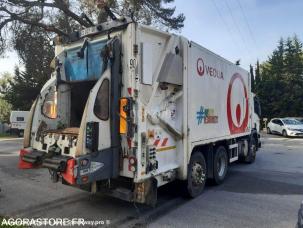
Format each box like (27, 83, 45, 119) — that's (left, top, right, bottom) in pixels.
(20, 19, 261, 205)
(10, 111, 29, 136)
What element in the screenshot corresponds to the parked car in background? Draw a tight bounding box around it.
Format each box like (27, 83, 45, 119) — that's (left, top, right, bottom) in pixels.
(295, 117, 303, 124)
(10, 111, 29, 137)
(267, 118, 303, 137)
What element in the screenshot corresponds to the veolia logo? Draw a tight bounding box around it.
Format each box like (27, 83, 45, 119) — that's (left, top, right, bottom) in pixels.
(196, 57, 224, 79)
(227, 73, 249, 134)
(197, 58, 205, 76)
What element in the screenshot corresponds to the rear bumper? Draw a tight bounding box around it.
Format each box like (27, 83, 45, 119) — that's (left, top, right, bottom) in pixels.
(18, 148, 119, 186)
(19, 149, 75, 184)
(286, 129, 303, 137)
(18, 149, 44, 169)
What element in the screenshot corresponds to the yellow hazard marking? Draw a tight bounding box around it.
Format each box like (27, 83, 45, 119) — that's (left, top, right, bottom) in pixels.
(156, 146, 176, 152)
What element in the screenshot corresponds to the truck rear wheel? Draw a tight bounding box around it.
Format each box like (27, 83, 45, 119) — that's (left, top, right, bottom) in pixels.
(186, 152, 207, 198)
(213, 146, 228, 185)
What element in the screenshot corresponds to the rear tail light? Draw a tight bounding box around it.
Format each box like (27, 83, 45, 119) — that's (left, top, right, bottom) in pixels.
(61, 159, 77, 185)
(128, 156, 137, 172)
(120, 98, 128, 134)
(81, 176, 89, 183)
(18, 149, 34, 169)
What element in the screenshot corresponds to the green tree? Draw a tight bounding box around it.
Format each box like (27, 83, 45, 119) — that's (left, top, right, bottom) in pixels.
(4, 25, 55, 110)
(5, 66, 49, 110)
(250, 64, 255, 92)
(0, 0, 185, 110)
(0, 72, 12, 95)
(95, 0, 185, 30)
(0, 98, 12, 123)
(0, 0, 185, 56)
(255, 36, 303, 119)
(255, 60, 261, 86)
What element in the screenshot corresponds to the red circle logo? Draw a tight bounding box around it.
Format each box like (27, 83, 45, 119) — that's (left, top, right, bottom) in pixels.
(227, 73, 249, 134)
(197, 58, 205, 76)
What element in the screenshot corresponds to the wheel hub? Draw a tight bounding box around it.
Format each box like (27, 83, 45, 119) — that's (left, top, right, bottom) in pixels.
(191, 162, 206, 186)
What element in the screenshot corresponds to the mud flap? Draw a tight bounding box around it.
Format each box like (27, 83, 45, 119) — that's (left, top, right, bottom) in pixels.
(135, 178, 158, 207)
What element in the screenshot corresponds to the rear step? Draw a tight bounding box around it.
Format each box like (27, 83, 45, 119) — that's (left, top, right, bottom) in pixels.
(42, 156, 71, 172)
(22, 150, 46, 165)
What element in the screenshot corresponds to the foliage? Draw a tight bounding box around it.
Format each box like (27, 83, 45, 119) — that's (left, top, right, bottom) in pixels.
(4, 66, 49, 110)
(0, 72, 12, 123)
(0, 97, 12, 123)
(250, 64, 255, 92)
(96, 0, 185, 30)
(0, 72, 12, 95)
(2, 24, 55, 110)
(0, 0, 185, 55)
(0, 0, 184, 110)
(254, 35, 303, 119)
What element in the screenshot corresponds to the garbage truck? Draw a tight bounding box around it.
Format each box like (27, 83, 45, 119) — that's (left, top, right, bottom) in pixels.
(19, 13, 261, 205)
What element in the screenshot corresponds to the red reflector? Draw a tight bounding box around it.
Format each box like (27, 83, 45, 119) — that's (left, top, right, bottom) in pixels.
(127, 87, 132, 96)
(128, 156, 137, 171)
(18, 149, 35, 169)
(127, 138, 132, 149)
(81, 176, 89, 183)
(61, 159, 76, 185)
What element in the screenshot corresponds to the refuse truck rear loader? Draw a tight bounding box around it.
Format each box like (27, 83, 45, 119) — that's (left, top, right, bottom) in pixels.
(19, 16, 261, 205)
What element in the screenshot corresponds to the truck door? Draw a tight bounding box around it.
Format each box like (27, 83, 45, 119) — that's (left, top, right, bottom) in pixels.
(75, 37, 122, 182)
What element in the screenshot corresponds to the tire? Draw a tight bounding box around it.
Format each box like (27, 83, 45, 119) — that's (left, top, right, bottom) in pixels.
(186, 152, 207, 198)
(282, 130, 288, 137)
(20, 130, 24, 137)
(245, 137, 257, 164)
(267, 127, 272, 134)
(213, 146, 228, 185)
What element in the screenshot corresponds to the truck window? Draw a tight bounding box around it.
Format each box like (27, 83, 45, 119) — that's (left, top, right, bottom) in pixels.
(94, 79, 109, 120)
(16, 117, 24, 121)
(42, 88, 57, 119)
(64, 40, 107, 82)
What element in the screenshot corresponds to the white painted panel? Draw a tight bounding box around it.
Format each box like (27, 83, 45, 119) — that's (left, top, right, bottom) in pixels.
(188, 42, 251, 144)
(141, 43, 153, 85)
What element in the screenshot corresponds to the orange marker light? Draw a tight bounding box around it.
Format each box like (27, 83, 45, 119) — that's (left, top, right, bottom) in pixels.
(120, 98, 128, 134)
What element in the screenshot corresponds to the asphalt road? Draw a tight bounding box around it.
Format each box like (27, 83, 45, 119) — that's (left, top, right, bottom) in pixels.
(0, 134, 303, 228)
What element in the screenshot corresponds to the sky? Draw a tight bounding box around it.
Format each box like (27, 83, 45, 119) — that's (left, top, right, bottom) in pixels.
(0, 0, 303, 75)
